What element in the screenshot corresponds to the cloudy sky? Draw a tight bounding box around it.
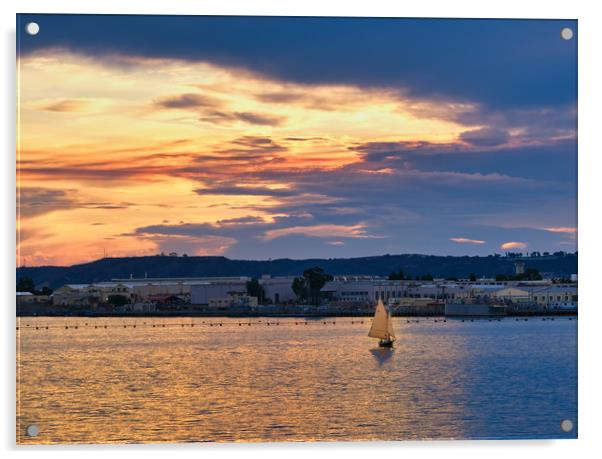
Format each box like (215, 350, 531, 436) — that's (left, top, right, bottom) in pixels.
(17, 15, 577, 266)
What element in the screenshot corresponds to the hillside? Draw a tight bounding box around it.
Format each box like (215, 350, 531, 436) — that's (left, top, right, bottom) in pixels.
(17, 253, 578, 289)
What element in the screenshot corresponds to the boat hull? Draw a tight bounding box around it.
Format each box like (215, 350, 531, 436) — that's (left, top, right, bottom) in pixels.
(378, 339, 394, 348)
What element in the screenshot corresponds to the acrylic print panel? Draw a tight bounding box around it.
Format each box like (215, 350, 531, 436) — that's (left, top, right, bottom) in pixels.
(16, 14, 578, 444)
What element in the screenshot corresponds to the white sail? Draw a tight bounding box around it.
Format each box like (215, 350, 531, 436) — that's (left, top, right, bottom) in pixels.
(368, 300, 395, 340)
(386, 308, 396, 339)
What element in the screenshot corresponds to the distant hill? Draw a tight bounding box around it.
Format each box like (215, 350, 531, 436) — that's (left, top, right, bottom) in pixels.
(17, 253, 578, 289)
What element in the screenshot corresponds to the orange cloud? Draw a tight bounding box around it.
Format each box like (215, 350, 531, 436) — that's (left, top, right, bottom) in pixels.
(500, 241, 528, 250)
(543, 227, 577, 234)
(449, 237, 485, 244)
(16, 49, 477, 265)
(263, 224, 374, 240)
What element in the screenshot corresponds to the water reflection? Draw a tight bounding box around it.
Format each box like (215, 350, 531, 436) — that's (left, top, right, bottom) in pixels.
(370, 347, 394, 365)
(16, 317, 577, 443)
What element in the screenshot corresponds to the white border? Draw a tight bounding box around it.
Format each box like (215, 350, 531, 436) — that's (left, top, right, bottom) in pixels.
(2, 1, 601, 458)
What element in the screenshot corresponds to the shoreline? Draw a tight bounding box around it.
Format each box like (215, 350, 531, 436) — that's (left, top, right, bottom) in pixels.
(16, 311, 578, 319)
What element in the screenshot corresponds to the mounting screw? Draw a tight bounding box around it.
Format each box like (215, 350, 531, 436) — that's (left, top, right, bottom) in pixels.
(26, 424, 39, 437)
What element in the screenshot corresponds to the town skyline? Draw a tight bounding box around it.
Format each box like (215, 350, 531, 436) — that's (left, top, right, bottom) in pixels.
(17, 16, 577, 266)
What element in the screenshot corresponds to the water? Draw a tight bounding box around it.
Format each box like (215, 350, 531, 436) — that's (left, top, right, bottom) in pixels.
(16, 317, 577, 443)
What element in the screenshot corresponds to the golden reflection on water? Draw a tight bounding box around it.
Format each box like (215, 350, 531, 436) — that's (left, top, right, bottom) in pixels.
(16, 317, 576, 443)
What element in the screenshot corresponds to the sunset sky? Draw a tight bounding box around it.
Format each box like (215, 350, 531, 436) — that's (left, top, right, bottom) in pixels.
(17, 15, 577, 266)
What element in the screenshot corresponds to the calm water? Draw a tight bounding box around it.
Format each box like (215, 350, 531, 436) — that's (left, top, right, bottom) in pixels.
(16, 316, 577, 444)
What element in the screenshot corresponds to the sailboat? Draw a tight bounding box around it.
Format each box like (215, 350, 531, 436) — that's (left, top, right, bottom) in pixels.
(368, 300, 396, 348)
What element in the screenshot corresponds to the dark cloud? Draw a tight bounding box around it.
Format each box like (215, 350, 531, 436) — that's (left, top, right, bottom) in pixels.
(195, 186, 297, 197)
(255, 92, 304, 104)
(43, 99, 87, 112)
(284, 137, 328, 142)
(155, 93, 286, 126)
(18, 15, 577, 112)
(459, 127, 511, 147)
(18, 188, 134, 218)
(221, 135, 288, 154)
(230, 136, 287, 152)
(82, 203, 129, 210)
(18, 163, 185, 181)
(17, 15, 577, 257)
(351, 140, 462, 162)
(18, 187, 77, 218)
(216, 216, 267, 226)
(124, 138, 577, 257)
(234, 112, 285, 126)
(199, 110, 285, 127)
(155, 93, 223, 109)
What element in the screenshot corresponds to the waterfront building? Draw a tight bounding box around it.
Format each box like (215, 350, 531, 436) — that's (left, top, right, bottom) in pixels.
(491, 287, 531, 304)
(48, 275, 577, 312)
(16, 292, 49, 304)
(208, 294, 258, 309)
(51, 282, 135, 306)
(190, 279, 248, 305)
(258, 275, 297, 303)
(530, 284, 578, 310)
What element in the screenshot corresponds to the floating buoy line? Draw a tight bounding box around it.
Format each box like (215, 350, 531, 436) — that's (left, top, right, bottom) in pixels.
(15, 316, 576, 331)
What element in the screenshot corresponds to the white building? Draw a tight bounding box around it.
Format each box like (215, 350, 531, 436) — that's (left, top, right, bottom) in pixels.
(258, 275, 297, 303)
(190, 279, 248, 305)
(530, 284, 578, 309)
